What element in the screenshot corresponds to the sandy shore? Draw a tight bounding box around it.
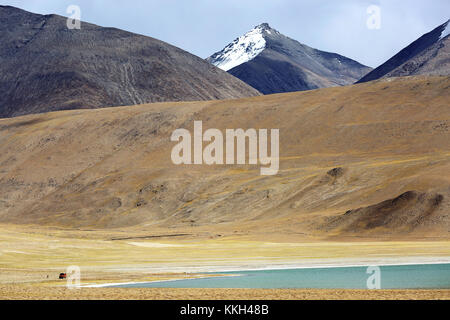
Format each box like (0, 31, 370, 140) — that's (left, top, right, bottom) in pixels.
(100, 256, 450, 274)
(1, 285, 450, 300)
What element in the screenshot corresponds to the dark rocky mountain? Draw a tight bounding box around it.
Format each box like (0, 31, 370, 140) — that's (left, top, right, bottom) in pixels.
(0, 6, 260, 118)
(207, 23, 372, 94)
(357, 20, 450, 83)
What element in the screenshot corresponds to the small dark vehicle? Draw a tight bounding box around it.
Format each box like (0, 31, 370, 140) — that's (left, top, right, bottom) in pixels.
(59, 273, 67, 279)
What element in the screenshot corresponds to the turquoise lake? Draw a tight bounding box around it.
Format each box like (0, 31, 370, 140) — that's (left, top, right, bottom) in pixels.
(115, 263, 450, 289)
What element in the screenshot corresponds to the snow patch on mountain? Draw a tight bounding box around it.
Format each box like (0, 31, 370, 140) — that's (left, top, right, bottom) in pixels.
(440, 20, 450, 40)
(209, 25, 267, 71)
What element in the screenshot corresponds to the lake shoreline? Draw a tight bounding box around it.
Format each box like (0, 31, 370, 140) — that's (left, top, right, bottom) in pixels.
(85, 258, 450, 288)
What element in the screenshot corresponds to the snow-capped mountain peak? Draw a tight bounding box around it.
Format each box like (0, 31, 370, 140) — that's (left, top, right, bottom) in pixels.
(207, 23, 275, 71)
(207, 22, 372, 94)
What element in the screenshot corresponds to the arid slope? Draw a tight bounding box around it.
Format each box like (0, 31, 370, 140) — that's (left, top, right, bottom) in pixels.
(0, 76, 449, 240)
(0, 6, 260, 118)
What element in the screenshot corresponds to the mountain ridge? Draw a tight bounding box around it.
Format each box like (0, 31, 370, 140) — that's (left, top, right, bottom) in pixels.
(0, 6, 260, 118)
(207, 23, 372, 94)
(357, 19, 450, 83)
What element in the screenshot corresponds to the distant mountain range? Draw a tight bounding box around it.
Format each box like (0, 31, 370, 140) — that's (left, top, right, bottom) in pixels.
(357, 20, 450, 83)
(1, 5, 448, 119)
(207, 23, 372, 94)
(0, 6, 260, 118)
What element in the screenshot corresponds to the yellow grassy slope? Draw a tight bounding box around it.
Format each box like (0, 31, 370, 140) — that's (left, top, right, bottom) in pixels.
(0, 76, 449, 240)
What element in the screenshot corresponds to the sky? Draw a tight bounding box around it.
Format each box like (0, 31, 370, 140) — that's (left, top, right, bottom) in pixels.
(1, 0, 449, 67)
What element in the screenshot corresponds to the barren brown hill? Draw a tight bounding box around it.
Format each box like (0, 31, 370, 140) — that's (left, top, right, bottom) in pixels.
(0, 6, 260, 118)
(0, 76, 449, 240)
